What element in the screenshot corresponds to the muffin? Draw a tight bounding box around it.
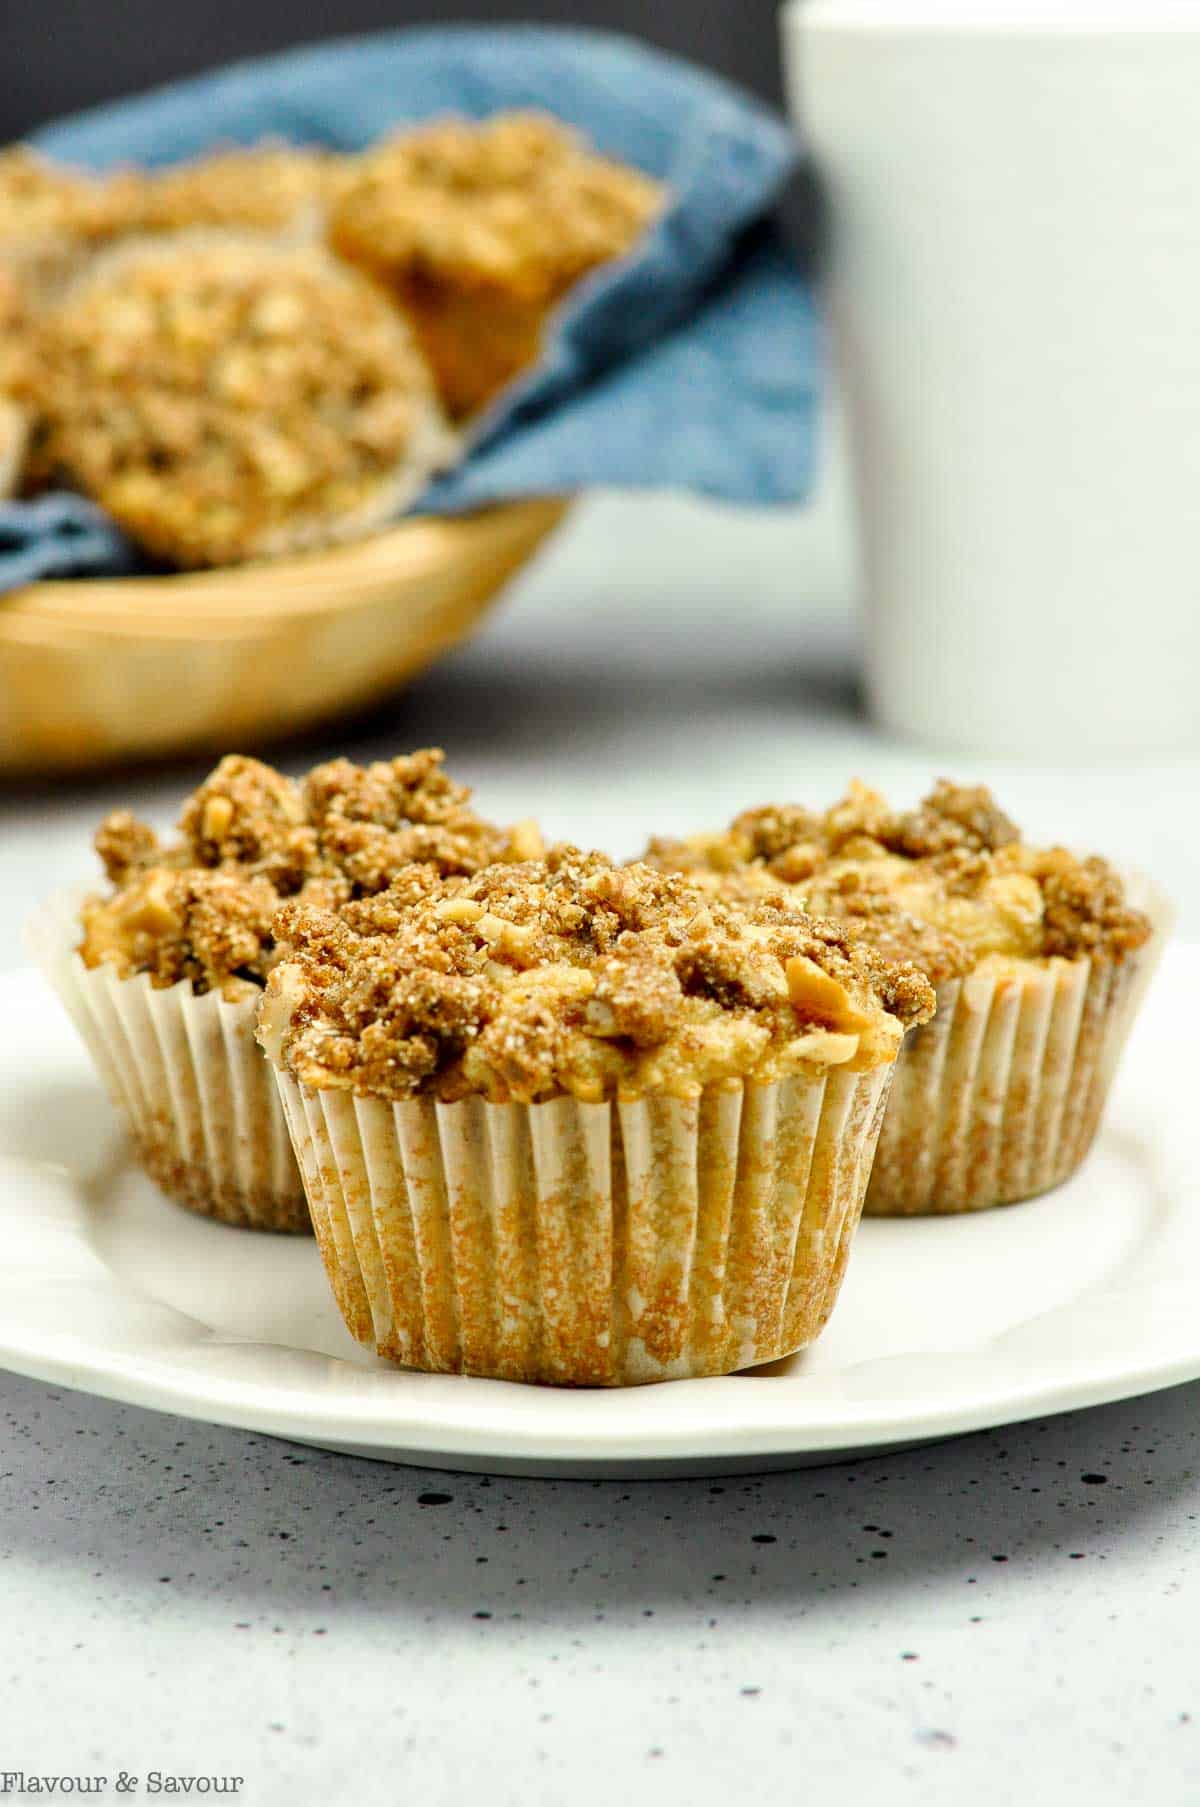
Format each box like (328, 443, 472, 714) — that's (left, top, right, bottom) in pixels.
(645, 781, 1169, 1215)
(29, 750, 540, 1232)
(329, 112, 663, 419)
(256, 849, 935, 1384)
(28, 235, 454, 566)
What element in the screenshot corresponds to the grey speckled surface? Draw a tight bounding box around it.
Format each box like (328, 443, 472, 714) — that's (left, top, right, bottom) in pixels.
(2, 1369, 1199, 1803)
(1, 465, 1199, 1803)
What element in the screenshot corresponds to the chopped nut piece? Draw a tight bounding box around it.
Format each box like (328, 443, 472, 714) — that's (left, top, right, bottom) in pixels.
(785, 955, 873, 1035)
(116, 869, 182, 939)
(433, 896, 485, 925)
(201, 795, 235, 842)
(506, 818, 545, 862)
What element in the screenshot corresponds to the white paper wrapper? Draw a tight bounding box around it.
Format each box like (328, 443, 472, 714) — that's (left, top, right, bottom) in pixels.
(27, 889, 308, 1232)
(270, 1062, 893, 1386)
(865, 873, 1173, 1216)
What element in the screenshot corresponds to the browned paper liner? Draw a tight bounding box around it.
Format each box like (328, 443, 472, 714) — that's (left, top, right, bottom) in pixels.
(27, 889, 308, 1232)
(865, 874, 1173, 1216)
(271, 1064, 893, 1386)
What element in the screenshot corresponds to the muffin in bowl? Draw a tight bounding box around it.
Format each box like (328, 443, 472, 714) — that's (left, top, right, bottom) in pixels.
(29, 749, 540, 1232)
(329, 111, 663, 420)
(257, 849, 934, 1383)
(26, 235, 455, 566)
(645, 781, 1170, 1215)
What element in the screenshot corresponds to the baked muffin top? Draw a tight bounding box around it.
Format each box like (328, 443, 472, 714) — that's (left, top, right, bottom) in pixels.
(29, 236, 449, 566)
(122, 144, 348, 238)
(257, 847, 936, 1104)
(79, 750, 540, 999)
(329, 112, 663, 307)
(644, 781, 1153, 985)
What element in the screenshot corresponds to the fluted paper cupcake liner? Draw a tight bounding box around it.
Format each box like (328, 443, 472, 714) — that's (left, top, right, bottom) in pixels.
(864, 875, 1172, 1216)
(270, 1063, 893, 1386)
(27, 889, 308, 1232)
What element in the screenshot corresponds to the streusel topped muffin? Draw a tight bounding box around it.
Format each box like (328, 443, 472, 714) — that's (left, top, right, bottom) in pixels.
(37, 750, 539, 1234)
(645, 780, 1163, 1215)
(30, 236, 451, 566)
(329, 112, 663, 418)
(257, 851, 933, 1384)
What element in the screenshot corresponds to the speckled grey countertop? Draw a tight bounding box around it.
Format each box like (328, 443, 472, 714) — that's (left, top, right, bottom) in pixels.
(4, 1368, 1199, 1803)
(1, 472, 1198, 1805)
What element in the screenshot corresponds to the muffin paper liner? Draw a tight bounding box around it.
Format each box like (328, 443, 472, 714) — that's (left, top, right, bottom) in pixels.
(27, 889, 308, 1232)
(270, 1063, 893, 1386)
(864, 874, 1173, 1216)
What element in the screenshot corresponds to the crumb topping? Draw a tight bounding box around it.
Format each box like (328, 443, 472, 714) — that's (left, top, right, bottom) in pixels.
(123, 144, 348, 238)
(31, 237, 447, 566)
(79, 751, 535, 998)
(645, 781, 1152, 983)
(329, 111, 663, 417)
(331, 113, 662, 303)
(257, 848, 936, 1103)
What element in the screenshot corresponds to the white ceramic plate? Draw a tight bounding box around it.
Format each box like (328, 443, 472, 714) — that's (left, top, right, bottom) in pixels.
(0, 953, 1193, 1477)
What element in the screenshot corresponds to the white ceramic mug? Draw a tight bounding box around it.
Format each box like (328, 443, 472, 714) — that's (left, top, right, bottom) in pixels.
(782, 0, 1200, 756)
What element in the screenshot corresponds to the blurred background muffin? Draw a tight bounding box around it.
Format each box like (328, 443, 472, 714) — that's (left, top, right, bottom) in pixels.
(330, 112, 663, 418)
(25, 234, 454, 565)
(0, 112, 662, 537)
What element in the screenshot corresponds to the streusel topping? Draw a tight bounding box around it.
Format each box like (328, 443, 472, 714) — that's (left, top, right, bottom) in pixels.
(31, 237, 447, 566)
(258, 848, 936, 1103)
(123, 144, 348, 238)
(80, 751, 537, 999)
(645, 781, 1152, 984)
(330, 113, 663, 305)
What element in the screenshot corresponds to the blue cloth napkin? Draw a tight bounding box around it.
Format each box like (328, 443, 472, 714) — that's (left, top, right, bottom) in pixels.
(1, 26, 818, 589)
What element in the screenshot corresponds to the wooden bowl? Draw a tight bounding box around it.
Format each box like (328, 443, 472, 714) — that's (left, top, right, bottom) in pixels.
(0, 499, 567, 774)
